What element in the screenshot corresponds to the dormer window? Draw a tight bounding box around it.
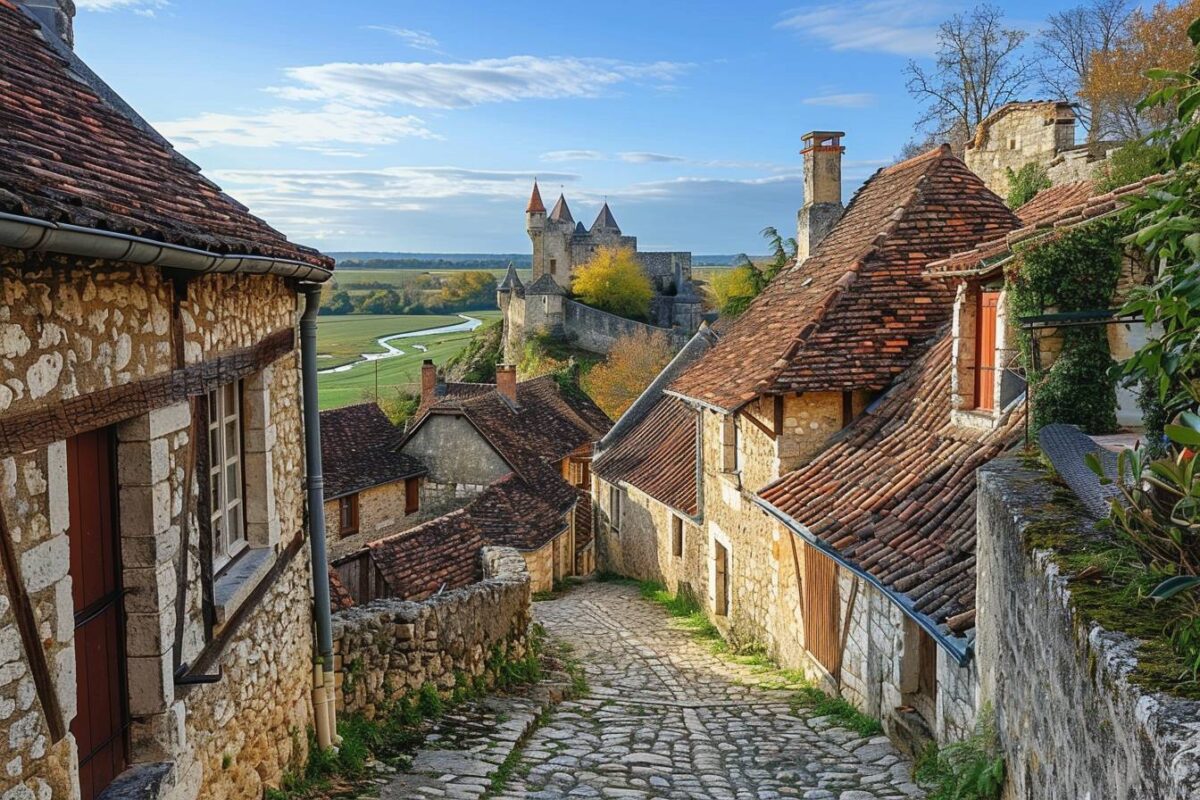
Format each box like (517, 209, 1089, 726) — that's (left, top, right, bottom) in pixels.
(952, 283, 1023, 429)
(974, 291, 1000, 410)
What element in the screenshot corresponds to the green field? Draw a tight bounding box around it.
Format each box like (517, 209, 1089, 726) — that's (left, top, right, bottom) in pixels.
(317, 310, 502, 410)
(330, 267, 532, 289)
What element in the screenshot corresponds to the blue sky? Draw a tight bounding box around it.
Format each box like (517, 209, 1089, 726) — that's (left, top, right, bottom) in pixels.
(74, 0, 1070, 254)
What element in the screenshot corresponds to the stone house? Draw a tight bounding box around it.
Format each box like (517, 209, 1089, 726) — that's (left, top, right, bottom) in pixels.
(927, 175, 1163, 430)
(319, 403, 426, 556)
(0, 3, 341, 799)
(398, 362, 611, 591)
(593, 134, 1022, 749)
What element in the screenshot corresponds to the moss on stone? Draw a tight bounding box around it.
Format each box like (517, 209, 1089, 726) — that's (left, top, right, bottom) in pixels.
(1015, 470, 1200, 700)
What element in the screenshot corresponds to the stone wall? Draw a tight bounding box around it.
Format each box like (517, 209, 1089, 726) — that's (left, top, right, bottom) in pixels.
(976, 458, 1200, 800)
(964, 103, 1077, 197)
(402, 415, 510, 490)
(324, 479, 421, 557)
(332, 547, 532, 717)
(562, 300, 690, 356)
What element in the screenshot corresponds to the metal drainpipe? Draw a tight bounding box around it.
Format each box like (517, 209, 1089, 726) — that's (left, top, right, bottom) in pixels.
(300, 285, 338, 749)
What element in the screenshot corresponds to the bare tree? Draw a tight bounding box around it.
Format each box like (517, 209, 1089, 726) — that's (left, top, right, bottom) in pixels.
(1036, 0, 1131, 141)
(905, 4, 1035, 152)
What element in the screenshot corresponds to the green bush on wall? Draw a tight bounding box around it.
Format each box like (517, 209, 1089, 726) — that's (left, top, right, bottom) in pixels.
(1006, 217, 1130, 434)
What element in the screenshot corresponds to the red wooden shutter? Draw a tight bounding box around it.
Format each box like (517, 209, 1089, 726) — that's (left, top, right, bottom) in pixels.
(975, 292, 1000, 410)
(803, 546, 841, 675)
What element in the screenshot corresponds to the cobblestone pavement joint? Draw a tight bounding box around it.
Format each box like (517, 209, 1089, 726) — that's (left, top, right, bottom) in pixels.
(491, 581, 925, 800)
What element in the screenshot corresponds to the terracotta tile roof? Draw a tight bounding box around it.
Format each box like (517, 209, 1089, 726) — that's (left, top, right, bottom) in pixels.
(0, 4, 330, 268)
(757, 332, 1025, 642)
(328, 568, 356, 612)
(593, 397, 698, 516)
(321, 403, 426, 499)
(1014, 180, 1095, 225)
(466, 473, 570, 551)
(669, 146, 1020, 410)
(926, 175, 1164, 277)
(367, 509, 483, 601)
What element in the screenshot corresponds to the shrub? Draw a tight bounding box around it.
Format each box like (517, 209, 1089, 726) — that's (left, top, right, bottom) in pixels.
(581, 329, 674, 419)
(1005, 162, 1051, 209)
(1098, 141, 1169, 192)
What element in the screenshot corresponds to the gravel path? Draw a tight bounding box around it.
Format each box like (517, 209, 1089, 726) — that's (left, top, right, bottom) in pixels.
(492, 581, 924, 800)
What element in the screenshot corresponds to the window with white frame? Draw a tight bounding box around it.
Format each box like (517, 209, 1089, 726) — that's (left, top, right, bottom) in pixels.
(208, 381, 247, 571)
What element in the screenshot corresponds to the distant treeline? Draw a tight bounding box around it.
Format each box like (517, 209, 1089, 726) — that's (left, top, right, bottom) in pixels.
(321, 270, 497, 316)
(334, 255, 532, 270)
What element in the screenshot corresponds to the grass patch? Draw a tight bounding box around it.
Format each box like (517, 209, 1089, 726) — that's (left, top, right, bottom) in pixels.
(532, 577, 581, 602)
(914, 705, 1005, 800)
(789, 686, 883, 737)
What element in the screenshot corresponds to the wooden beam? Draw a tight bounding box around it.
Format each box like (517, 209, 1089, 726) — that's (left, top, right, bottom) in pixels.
(0, 327, 294, 459)
(739, 408, 775, 438)
(0, 503, 67, 742)
(773, 395, 784, 436)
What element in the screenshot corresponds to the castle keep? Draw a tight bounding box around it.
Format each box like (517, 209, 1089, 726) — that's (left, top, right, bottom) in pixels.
(499, 182, 703, 361)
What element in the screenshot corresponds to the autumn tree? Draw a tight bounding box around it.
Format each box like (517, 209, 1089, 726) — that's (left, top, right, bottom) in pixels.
(905, 4, 1035, 151)
(1036, 0, 1131, 141)
(321, 290, 354, 315)
(716, 227, 798, 317)
(436, 270, 497, 309)
(571, 246, 653, 320)
(1082, 0, 1200, 139)
(582, 329, 675, 419)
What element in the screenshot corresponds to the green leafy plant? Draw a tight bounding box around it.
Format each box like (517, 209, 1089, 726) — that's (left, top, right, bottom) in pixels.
(914, 705, 1006, 800)
(1005, 161, 1051, 208)
(1007, 217, 1129, 433)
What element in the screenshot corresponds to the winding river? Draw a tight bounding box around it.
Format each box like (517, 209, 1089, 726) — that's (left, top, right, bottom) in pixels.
(318, 315, 483, 375)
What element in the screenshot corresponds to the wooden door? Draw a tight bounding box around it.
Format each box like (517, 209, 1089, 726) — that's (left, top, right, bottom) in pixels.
(405, 478, 420, 515)
(714, 542, 730, 617)
(67, 430, 128, 800)
(917, 630, 938, 710)
(803, 546, 841, 675)
(975, 291, 1000, 410)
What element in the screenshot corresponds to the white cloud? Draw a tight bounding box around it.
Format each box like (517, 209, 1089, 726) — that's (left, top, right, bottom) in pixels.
(541, 150, 606, 162)
(154, 105, 435, 151)
(776, 1, 946, 56)
(619, 152, 686, 164)
(802, 93, 877, 108)
(75, 0, 166, 13)
(270, 56, 690, 109)
(365, 26, 442, 53)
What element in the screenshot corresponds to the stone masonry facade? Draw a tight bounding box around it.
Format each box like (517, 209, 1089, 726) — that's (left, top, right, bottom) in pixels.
(0, 256, 315, 800)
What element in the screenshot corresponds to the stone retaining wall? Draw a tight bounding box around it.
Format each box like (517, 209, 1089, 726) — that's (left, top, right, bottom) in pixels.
(977, 457, 1200, 800)
(332, 547, 531, 717)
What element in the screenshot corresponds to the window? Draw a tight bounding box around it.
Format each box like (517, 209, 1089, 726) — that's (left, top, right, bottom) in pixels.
(568, 458, 590, 488)
(339, 494, 360, 536)
(549, 258, 557, 275)
(208, 382, 246, 571)
(405, 478, 420, 515)
(672, 515, 684, 558)
(608, 483, 622, 534)
(974, 291, 1000, 410)
(720, 415, 739, 473)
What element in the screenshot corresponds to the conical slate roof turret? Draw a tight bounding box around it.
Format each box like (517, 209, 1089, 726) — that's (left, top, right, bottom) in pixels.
(591, 202, 620, 234)
(526, 180, 546, 214)
(549, 193, 574, 224)
(498, 262, 524, 292)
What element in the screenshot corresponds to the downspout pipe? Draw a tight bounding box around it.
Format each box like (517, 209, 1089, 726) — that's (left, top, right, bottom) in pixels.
(300, 285, 338, 748)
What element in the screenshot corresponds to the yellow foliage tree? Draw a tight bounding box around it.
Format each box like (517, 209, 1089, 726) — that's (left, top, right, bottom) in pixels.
(582, 329, 674, 419)
(1082, 0, 1200, 139)
(709, 265, 760, 317)
(571, 246, 653, 320)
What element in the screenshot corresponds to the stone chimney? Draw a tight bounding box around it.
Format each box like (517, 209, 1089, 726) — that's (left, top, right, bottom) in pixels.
(420, 359, 437, 406)
(797, 131, 846, 263)
(496, 364, 517, 405)
(24, 0, 76, 49)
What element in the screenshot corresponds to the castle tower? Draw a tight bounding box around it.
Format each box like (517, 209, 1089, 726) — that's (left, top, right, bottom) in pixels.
(526, 180, 546, 279)
(797, 131, 845, 263)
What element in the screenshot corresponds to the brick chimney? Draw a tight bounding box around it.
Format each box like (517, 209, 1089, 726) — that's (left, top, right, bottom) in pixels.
(24, 0, 76, 48)
(496, 364, 517, 405)
(797, 131, 846, 263)
(420, 359, 437, 406)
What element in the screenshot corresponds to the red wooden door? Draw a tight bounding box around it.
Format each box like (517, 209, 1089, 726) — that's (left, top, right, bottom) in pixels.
(68, 430, 128, 800)
(975, 292, 1000, 410)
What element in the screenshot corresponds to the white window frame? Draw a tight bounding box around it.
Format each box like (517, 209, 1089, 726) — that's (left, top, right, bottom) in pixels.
(209, 381, 247, 572)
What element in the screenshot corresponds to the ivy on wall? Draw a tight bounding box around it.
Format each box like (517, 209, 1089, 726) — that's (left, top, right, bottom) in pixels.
(1006, 217, 1131, 434)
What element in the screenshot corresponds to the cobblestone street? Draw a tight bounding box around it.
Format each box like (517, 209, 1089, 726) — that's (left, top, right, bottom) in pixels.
(493, 581, 923, 800)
